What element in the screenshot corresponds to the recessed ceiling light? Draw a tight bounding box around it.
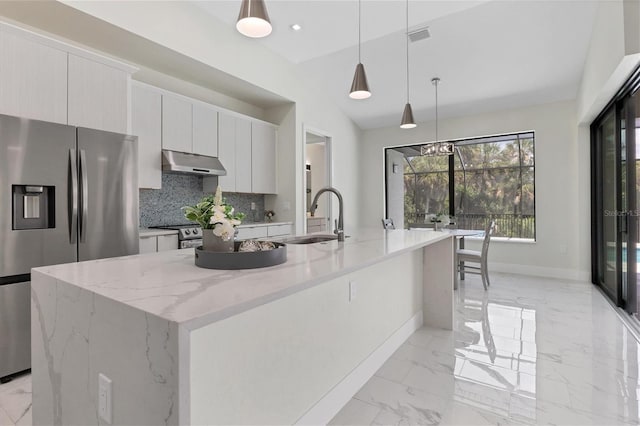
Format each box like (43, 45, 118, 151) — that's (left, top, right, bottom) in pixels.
(291, 24, 302, 31)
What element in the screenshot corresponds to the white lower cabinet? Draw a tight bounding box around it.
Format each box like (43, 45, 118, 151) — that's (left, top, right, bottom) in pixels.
(139, 234, 179, 253)
(236, 226, 268, 240)
(236, 224, 293, 240)
(139, 236, 157, 254)
(157, 235, 179, 251)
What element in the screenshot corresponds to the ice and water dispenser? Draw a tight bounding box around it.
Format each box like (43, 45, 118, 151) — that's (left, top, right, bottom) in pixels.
(12, 184, 55, 230)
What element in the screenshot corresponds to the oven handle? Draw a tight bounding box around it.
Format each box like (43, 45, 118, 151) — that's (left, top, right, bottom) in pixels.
(180, 239, 203, 249)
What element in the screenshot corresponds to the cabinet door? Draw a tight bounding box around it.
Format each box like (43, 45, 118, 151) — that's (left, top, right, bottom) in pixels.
(157, 235, 179, 251)
(217, 113, 236, 192)
(139, 237, 157, 254)
(192, 103, 218, 157)
(0, 30, 67, 124)
(68, 54, 128, 133)
(236, 226, 268, 240)
(162, 95, 192, 153)
(235, 118, 252, 193)
(251, 122, 277, 194)
(132, 84, 162, 189)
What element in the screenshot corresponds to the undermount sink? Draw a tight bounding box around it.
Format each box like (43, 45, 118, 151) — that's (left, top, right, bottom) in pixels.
(283, 234, 338, 244)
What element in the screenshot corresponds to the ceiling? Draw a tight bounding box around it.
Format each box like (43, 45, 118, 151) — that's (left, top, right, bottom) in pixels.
(195, 0, 598, 130)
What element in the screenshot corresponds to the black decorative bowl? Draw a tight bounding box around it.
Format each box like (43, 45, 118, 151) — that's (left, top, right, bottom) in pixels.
(194, 242, 287, 270)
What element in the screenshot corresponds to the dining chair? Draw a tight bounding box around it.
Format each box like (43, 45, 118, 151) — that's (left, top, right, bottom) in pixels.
(381, 218, 395, 229)
(457, 220, 496, 290)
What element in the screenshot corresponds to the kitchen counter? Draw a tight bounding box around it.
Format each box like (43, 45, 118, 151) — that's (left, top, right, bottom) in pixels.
(237, 220, 293, 228)
(31, 228, 454, 425)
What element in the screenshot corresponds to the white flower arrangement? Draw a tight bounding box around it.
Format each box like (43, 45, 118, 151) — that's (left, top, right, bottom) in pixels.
(182, 186, 245, 241)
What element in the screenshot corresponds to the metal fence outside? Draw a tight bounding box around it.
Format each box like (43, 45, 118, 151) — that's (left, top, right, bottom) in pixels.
(454, 213, 535, 239)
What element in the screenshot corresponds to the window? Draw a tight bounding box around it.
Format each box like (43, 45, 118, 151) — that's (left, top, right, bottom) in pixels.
(385, 132, 535, 239)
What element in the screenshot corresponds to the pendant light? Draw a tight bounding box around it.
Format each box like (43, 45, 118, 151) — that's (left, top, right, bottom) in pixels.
(349, 0, 371, 99)
(421, 77, 454, 156)
(236, 0, 272, 38)
(400, 0, 416, 129)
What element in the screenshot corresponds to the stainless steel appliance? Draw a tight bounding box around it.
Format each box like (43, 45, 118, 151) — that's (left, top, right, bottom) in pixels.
(0, 114, 138, 380)
(151, 225, 202, 249)
(161, 150, 226, 176)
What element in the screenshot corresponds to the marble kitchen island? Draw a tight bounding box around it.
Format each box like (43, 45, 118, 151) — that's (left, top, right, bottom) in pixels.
(31, 229, 454, 425)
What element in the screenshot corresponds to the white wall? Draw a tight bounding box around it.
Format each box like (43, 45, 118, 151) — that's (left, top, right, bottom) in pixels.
(361, 100, 587, 280)
(61, 1, 362, 236)
(577, 0, 640, 124)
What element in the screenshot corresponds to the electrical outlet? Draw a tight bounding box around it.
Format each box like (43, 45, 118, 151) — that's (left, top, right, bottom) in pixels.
(349, 281, 357, 302)
(250, 202, 256, 211)
(98, 373, 112, 424)
(283, 201, 291, 211)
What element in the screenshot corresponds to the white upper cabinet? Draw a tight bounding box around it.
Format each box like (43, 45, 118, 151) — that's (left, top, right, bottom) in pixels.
(67, 54, 129, 134)
(192, 103, 218, 157)
(235, 118, 252, 193)
(217, 112, 237, 192)
(251, 121, 277, 194)
(217, 112, 276, 194)
(0, 29, 67, 124)
(132, 83, 162, 189)
(162, 94, 192, 153)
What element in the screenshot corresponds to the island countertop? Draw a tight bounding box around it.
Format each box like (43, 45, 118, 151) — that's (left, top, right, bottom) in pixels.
(32, 228, 450, 329)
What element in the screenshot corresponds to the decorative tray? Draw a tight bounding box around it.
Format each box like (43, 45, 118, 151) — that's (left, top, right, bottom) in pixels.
(194, 242, 287, 270)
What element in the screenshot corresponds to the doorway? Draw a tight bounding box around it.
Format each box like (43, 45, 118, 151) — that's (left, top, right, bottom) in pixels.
(592, 67, 640, 315)
(303, 127, 332, 233)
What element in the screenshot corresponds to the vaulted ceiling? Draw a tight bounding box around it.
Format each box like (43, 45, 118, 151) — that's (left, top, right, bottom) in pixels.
(195, 0, 598, 129)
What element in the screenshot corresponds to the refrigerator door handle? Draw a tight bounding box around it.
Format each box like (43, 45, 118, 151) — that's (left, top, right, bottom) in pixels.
(79, 149, 88, 243)
(68, 149, 78, 244)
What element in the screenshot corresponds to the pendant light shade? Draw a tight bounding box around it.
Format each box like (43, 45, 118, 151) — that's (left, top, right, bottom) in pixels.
(350, 63, 371, 99)
(349, 0, 371, 99)
(237, 0, 272, 38)
(400, 103, 416, 129)
(399, 0, 416, 128)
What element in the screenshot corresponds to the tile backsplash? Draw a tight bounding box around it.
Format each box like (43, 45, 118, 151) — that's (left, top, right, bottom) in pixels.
(139, 173, 265, 227)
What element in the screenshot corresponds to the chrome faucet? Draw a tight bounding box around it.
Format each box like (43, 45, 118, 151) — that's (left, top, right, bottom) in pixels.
(310, 187, 344, 242)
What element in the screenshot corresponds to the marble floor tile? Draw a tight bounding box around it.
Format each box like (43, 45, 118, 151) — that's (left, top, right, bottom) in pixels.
(331, 272, 640, 425)
(328, 398, 381, 425)
(0, 375, 31, 426)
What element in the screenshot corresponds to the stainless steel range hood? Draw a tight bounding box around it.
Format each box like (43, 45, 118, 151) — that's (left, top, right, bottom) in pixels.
(161, 150, 227, 176)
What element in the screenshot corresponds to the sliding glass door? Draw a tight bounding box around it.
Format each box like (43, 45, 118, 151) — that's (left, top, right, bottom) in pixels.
(592, 70, 640, 314)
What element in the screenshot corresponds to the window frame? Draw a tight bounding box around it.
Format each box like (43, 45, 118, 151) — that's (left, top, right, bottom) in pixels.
(385, 131, 536, 240)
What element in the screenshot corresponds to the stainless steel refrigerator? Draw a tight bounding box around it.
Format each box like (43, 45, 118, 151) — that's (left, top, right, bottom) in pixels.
(0, 114, 139, 380)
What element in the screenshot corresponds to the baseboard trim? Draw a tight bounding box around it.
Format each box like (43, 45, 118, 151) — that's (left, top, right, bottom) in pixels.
(488, 262, 590, 282)
(295, 310, 424, 425)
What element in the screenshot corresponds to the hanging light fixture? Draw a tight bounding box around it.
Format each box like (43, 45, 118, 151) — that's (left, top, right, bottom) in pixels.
(421, 77, 454, 156)
(400, 0, 416, 129)
(236, 0, 272, 38)
(349, 0, 371, 99)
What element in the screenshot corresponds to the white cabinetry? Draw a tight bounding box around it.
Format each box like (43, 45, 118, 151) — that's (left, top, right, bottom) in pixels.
(139, 236, 157, 254)
(162, 94, 219, 157)
(162, 94, 192, 153)
(251, 122, 277, 194)
(235, 223, 293, 240)
(235, 119, 252, 193)
(132, 83, 162, 189)
(192, 103, 218, 157)
(67, 54, 129, 134)
(218, 112, 237, 192)
(139, 233, 179, 253)
(0, 29, 67, 124)
(217, 112, 276, 194)
(157, 235, 179, 251)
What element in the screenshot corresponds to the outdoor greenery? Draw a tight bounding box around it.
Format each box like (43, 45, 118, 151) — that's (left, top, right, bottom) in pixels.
(396, 133, 535, 238)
